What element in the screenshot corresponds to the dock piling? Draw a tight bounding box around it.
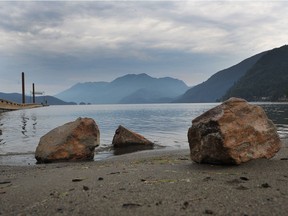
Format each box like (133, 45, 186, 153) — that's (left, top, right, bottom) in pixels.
(32, 83, 35, 104)
(22, 72, 25, 104)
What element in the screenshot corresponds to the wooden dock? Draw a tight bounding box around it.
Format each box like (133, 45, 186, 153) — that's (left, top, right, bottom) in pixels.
(0, 99, 43, 112)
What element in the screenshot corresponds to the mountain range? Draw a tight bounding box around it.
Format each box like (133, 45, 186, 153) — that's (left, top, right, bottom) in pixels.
(55, 73, 189, 104)
(1, 45, 287, 105)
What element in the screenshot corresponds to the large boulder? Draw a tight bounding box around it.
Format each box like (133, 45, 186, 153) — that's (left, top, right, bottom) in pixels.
(112, 125, 153, 147)
(188, 98, 281, 165)
(35, 117, 100, 163)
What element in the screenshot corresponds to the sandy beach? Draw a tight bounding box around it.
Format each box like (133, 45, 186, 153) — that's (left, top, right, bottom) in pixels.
(1, 139, 288, 216)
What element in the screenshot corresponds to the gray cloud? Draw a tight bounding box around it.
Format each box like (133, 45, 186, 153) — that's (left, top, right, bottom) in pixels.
(0, 1, 287, 94)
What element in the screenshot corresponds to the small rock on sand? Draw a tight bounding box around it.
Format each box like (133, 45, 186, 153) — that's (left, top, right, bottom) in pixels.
(112, 125, 153, 147)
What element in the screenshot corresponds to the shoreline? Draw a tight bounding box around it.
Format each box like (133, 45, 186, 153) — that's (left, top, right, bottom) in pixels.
(1, 137, 287, 167)
(1, 139, 288, 215)
(0, 144, 171, 167)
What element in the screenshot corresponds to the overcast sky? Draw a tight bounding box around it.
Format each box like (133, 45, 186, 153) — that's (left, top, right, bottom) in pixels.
(0, 1, 287, 95)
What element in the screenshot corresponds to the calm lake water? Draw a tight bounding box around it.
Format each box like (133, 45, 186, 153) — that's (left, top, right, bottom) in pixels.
(0, 103, 288, 165)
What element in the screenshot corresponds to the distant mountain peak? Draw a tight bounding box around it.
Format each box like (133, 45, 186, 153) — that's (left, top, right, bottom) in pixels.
(55, 73, 189, 104)
(112, 73, 151, 82)
(137, 73, 150, 77)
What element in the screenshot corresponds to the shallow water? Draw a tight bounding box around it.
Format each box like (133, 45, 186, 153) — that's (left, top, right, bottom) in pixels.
(0, 103, 287, 166)
(258, 103, 288, 139)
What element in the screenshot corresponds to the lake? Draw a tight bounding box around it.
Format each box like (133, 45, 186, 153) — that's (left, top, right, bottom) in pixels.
(0, 103, 288, 165)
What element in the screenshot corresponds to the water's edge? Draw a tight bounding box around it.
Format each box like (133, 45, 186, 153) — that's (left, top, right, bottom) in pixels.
(0, 103, 288, 166)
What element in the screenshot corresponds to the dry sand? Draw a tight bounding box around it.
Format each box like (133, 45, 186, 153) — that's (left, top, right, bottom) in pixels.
(1, 140, 288, 216)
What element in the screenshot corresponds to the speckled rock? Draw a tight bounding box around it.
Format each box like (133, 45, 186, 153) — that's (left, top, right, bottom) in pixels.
(35, 117, 100, 163)
(188, 98, 281, 165)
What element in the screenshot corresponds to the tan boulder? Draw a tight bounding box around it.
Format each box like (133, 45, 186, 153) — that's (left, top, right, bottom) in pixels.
(112, 125, 153, 147)
(188, 98, 281, 165)
(35, 117, 100, 163)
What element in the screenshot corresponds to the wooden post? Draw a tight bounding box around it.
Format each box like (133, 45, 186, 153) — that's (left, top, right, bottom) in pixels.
(32, 83, 35, 104)
(22, 72, 25, 104)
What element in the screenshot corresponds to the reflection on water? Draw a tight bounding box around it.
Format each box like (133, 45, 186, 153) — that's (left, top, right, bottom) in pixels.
(0, 102, 287, 166)
(93, 143, 159, 160)
(32, 114, 37, 135)
(21, 112, 28, 136)
(113, 144, 156, 156)
(0, 115, 4, 145)
(0, 109, 41, 153)
(20, 111, 37, 137)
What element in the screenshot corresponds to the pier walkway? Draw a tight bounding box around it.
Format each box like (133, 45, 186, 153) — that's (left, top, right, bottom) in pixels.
(0, 99, 43, 112)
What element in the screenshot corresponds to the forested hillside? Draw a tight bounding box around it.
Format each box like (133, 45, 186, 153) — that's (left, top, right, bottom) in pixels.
(223, 45, 288, 101)
(175, 52, 266, 102)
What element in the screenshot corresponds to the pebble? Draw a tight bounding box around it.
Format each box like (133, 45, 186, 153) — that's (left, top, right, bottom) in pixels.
(261, 183, 271, 188)
(122, 203, 141, 208)
(240, 177, 249, 181)
(204, 209, 214, 214)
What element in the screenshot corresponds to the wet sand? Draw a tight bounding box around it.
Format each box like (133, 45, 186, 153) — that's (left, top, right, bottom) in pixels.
(1, 140, 288, 216)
